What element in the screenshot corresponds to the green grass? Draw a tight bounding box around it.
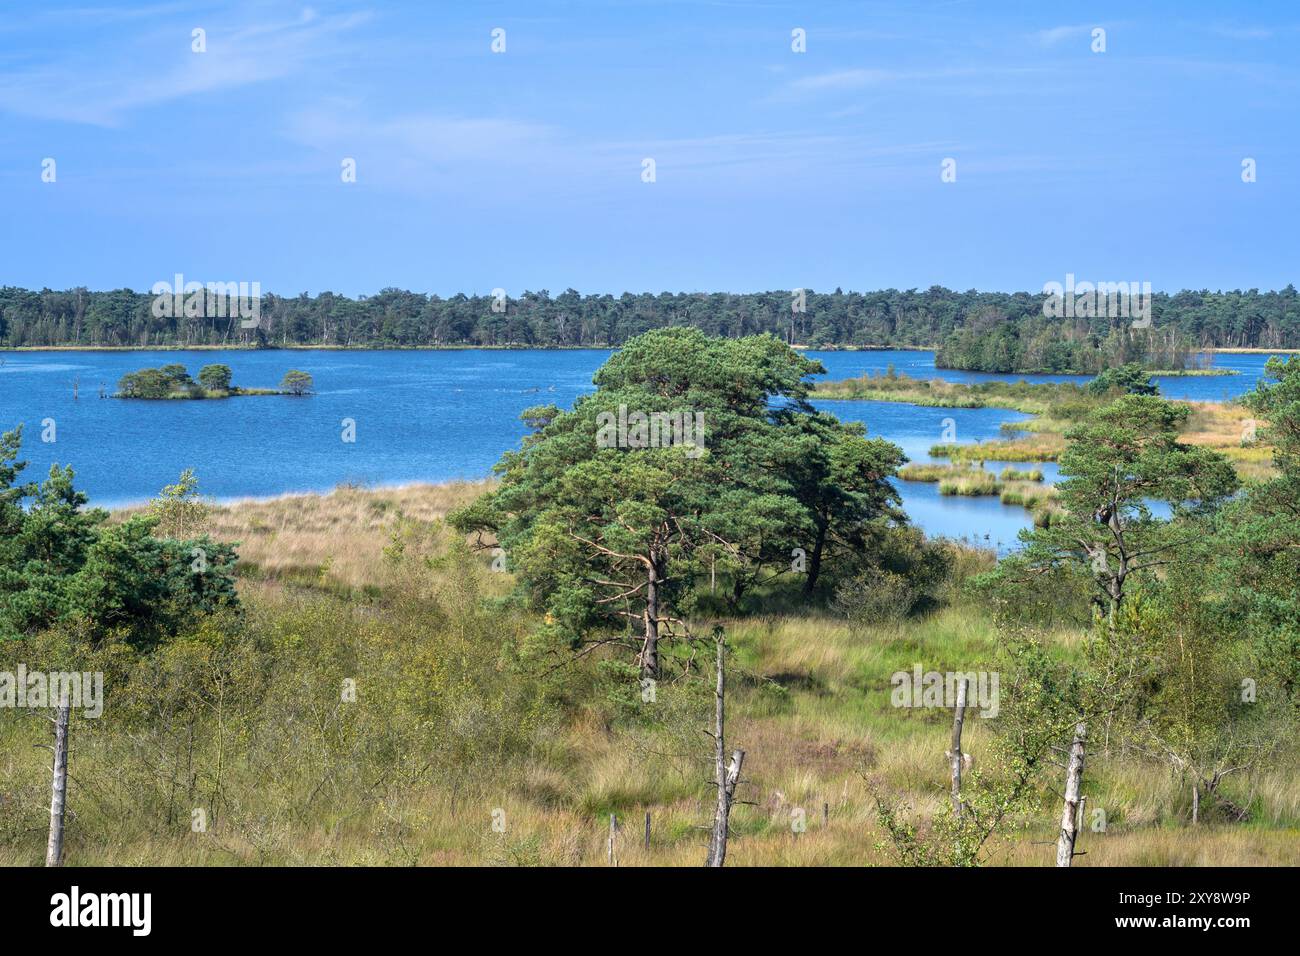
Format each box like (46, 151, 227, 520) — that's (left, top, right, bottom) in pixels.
(812, 370, 1076, 414)
(1147, 368, 1238, 377)
(999, 484, 1058, 510)
(938, 471, 1002, 496)
(931, 436, 1065, 463)
(898, 463, 977, 482)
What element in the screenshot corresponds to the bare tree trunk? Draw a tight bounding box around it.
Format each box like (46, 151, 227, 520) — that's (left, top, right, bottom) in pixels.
(641, 562, 659, 681)
(1055, 723, 1087, 868)
(948, 677, 968, 819)
(803, 522, 827, 594)
(706, 631, 744, 867)
(1191, 781, 1199, 825)
(46, 704, 70, 867)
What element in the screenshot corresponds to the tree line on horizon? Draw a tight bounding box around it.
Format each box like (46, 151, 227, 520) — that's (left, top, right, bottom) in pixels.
(2, 285, 1298, 367)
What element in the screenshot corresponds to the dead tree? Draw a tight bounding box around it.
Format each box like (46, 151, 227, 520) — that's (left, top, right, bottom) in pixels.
(706, 629, 744, 867)
(46, 703, 70, 867)
(1055, 723, 1087, 868)
(946, 677, 968, 819)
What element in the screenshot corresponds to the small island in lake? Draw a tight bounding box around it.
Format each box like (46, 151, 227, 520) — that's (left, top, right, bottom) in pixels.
(115, 364, 314, 399)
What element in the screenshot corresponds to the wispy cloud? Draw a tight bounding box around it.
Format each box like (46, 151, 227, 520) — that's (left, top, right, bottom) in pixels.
(284, 99, 956, 200)
(774, 65, 1050, 102)
(1034, 24, 1094, 47)
(786, 69, 899, 94)
(0, 6, 369, 126)
(1206, 24, 1275, 40)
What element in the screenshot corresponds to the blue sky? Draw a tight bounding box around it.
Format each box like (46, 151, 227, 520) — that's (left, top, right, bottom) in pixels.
(0, 0, 1296, 296)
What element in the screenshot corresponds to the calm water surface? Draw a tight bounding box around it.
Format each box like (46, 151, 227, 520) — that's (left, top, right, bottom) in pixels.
(0, 348, 1282, 550)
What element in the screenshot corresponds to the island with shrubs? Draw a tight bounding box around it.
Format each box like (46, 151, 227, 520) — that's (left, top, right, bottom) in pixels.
(114, 364, 314, 399)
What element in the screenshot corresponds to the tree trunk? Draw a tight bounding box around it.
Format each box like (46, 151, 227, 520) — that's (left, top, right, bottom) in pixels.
(1055, 723, 1087, 867)
(46, 704, 70, 867)
(949, 677, 968, 819)
(641, 562, 660, 680)
(1191, 780, 1199, 825)
(803, 522, 827, 594)
(706, 632, 744, 867)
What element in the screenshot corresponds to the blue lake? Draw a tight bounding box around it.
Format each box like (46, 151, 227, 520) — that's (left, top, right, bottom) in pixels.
(0, 348, 1284, 550)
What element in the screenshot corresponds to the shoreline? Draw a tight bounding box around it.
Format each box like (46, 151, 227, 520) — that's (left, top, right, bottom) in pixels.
(103, 477, 497, 514)
(4, 344, 620, 352)
(7, 343, 1295, 357)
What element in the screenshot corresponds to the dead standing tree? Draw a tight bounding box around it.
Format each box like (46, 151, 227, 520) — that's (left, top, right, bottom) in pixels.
(45, 702, 71, 867)
(946, 677, 969, 819)
(1054, 723, 1087, 867)
(706, 627, 744, 868)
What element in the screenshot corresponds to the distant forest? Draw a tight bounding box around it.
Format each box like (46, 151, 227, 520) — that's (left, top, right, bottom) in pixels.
(2, 286, 1297, 372)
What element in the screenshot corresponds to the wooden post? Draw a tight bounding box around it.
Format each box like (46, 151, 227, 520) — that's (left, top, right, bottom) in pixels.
(948, 677, 968, 819)
(1055, 723, 1087, 867)
(644, 811, 651, 851)
(706, 630, 745, 867)
(46, 703, 70, 867)
(608, 813, 617, 866)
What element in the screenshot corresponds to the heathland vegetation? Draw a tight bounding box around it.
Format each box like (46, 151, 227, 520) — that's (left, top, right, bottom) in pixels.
(0, 333, 1295, 866)
(3, 286, 1298, 369)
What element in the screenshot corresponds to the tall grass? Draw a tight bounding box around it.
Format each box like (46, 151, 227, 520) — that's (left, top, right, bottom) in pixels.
(4, 483, 1293, 866)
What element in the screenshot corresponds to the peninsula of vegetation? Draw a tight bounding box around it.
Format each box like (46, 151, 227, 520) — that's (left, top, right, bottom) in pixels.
(813, 363, 1271, 525)
(114, 364, 314, 399)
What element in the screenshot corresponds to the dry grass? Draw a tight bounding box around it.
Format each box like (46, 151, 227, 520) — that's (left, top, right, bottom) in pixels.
(1180, 401, 1277, 480)
(118, 480, 495, 591)
(13, 484, 1284, 867)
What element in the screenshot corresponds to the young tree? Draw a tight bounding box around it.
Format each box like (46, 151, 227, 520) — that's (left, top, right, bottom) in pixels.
(1010, 395, 1238, 631)
(1222, 355, 1300, 694)
(159, 363, 194, 390)
(1087, 362, 1158, 397)
(280, 369, 314, 396)
(198, 363, 233, 392)
(116, 368, 172, 398)
(148, 469, 212, 539)
(0, 428, 238, 644)
(778, 411, 905, 594)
